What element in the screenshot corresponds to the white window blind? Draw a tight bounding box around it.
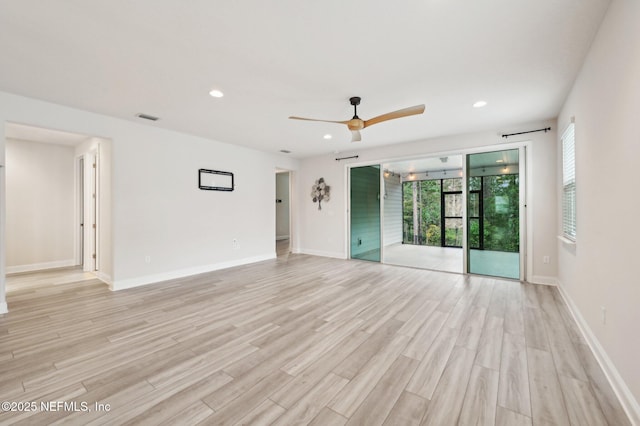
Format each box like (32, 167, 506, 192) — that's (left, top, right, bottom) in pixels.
(562, 122, 576, 240)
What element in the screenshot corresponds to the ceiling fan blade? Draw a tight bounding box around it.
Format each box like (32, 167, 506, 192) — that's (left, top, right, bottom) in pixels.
(288, 116, 348, 125)
(351, 130, 362, 142)
(363, 104, 425, 128)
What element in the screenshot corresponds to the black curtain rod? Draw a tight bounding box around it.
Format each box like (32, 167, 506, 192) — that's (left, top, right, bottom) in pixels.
(502, 127, 551, 138)
(335, 155, 359, 161)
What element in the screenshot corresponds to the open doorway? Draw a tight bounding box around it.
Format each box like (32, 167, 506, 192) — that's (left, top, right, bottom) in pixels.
(4, 122, 111, 292)
(382, 155, 464, 273)
(275, 170, 291, 257)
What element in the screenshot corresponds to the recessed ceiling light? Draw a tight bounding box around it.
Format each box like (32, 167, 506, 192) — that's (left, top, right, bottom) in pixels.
(209, 89, 224, 98)
(323, 134, 332, 140)
(473, 100, 487, 108)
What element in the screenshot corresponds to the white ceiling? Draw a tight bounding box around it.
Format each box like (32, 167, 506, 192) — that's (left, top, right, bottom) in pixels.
(0, 1, 610, 158)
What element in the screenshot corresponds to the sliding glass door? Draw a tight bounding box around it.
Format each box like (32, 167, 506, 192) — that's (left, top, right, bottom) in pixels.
(467, 149, 521, 279)
(350, 165, 381, 262)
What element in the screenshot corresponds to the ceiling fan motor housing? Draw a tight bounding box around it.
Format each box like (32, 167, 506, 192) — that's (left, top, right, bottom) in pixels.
(348, 96, 364, 129)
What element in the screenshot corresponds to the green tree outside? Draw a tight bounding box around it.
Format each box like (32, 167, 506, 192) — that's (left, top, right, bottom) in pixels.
(402, 174, 519, 252)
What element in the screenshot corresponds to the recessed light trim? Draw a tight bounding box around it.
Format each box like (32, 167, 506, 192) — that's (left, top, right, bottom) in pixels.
(209, 89, 224, 98)
(473, 100, 487, 108)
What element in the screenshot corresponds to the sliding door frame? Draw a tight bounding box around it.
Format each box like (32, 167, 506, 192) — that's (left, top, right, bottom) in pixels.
(462, 142, 530, 281)
(343, 140, 531, 282)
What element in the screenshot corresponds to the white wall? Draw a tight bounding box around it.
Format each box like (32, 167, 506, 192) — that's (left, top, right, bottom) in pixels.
(5, 138, 75, 273)
(0, 91, 298, 307)
(297, 120, 558, 283)
(296, 156, 347, 258)
(383, 173, 402, 246)
(557, 0, 640, 420)
(275, 172, 290, 240)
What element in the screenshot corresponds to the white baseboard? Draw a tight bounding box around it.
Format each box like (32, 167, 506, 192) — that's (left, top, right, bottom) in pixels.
(297, 248, 347, 259)
(276, 235, 290, 241)
(0, 301, 7, 314)
(110, 253, 276, 291)
(556, 282, 640, 425)
(529, 275, 558, 286)
(6, 259, 76, 275)
(95, 271, 112, 287)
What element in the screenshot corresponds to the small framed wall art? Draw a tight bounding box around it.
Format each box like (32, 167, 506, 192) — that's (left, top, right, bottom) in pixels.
(198, 169, 234, 191)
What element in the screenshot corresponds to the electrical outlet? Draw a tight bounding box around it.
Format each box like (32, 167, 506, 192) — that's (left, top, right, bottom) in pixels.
(601, 306, 606, 325)
(145, 255, 151, 264)
(543, 255, 550, 264)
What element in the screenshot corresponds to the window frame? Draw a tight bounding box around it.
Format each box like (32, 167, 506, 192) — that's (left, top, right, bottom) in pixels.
(561, 122, 576, 241)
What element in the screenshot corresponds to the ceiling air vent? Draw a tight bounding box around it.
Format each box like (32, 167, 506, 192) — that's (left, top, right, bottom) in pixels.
(280, 149, 291, 154)
(136, 113, 159, 121)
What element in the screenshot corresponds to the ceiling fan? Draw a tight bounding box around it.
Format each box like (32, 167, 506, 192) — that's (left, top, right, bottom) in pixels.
(289, 97, 425, 142)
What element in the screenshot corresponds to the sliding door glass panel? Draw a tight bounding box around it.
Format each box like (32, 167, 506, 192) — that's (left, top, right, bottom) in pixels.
(467, 149, 520, 279)
(350, 165, 381, 262)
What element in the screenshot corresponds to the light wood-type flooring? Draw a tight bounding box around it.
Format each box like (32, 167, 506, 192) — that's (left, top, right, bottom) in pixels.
(383, 243, 462, 274)
(0, 254, 631, 425)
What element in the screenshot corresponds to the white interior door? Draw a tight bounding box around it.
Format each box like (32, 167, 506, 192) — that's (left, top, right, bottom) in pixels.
(82, 151, 98, 272)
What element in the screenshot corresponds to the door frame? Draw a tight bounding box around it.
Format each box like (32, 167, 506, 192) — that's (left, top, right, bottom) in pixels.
(75, 155, 84, 266)
(275, 169, 293, 250)
(76, 149, 99, 272)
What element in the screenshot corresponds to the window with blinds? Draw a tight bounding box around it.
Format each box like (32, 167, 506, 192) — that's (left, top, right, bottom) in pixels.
(562, 122, 576, 240)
